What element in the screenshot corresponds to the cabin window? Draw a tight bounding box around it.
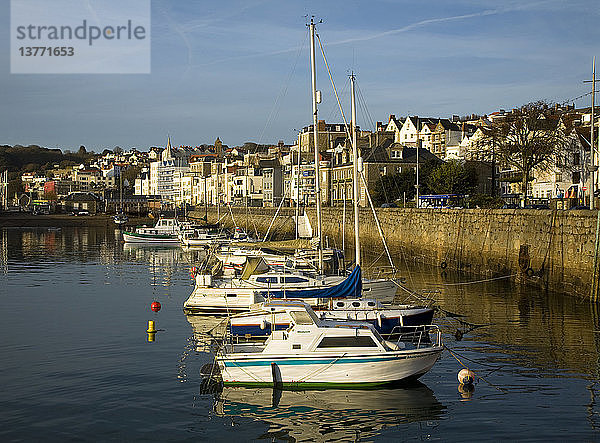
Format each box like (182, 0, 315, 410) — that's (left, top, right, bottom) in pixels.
(367, 301, 376, 307)
(336, 302, 345, 307)
(282, 276, 309, 284)
(316, 336, 378, 348)
(226, 293, 237, 298)
(289, 310, 315, 325)
(292, 344, 301, 350)
(256, 276, 278, 284)
(351, 302, 361, 308)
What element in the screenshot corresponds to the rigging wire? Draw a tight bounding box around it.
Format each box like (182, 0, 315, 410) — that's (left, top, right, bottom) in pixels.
(256, 29, 309, 146)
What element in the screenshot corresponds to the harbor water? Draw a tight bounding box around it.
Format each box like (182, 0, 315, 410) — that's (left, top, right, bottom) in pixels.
(1, 226, 600, 441)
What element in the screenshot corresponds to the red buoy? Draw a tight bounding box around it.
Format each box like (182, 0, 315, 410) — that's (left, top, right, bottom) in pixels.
(151, 301, 161, 312)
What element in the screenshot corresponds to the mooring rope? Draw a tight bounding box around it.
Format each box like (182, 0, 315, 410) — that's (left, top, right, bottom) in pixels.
(425, 274, 517, 286)
(444, 345, 507, 393)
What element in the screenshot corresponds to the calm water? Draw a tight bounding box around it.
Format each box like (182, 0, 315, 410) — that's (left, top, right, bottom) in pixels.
(1, 226, 600, 441)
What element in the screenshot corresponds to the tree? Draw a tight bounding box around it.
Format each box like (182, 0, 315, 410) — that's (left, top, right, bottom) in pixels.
(78, 145, 87, 156)
(44, 190, 58, 201)
(372, 160, 438, 205)
(483, 101, 563, 205)
(428, 160, 478, 195)
(121, 165, 142, 188)
(113, 146, 123, 155)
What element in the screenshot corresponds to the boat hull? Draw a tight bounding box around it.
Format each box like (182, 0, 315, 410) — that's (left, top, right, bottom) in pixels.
(122, 231, 180, 244)
(217, 347, 442, 387)
(183, 287, 264, 314)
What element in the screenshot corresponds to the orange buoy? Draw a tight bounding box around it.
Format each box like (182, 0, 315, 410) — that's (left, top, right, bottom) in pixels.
(151, 301, 161, 312)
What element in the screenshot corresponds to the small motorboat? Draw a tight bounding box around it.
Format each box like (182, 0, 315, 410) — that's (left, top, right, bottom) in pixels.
(122, 216, 181, 244)
(214, 300, 443, 388)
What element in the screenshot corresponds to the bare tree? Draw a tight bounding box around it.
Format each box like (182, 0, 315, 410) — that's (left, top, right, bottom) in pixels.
(483, 101, 563, 205)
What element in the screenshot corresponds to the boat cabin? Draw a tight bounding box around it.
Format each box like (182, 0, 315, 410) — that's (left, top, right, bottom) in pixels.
(227, 300, 403, 355)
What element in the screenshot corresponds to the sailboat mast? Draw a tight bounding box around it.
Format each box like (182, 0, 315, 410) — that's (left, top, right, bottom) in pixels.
(309, 18, 324, 274)
(350, 73, 360, 267)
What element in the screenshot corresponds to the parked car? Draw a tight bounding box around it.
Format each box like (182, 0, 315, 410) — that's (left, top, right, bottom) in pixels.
(76, 210, 90, 216)
(568, 205, 589, 210)
(380, 202, 397, 208)
(501, 203, 519, 209)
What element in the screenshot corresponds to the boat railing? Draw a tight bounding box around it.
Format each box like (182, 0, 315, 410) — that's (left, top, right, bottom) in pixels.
(388, 324, 442, 349)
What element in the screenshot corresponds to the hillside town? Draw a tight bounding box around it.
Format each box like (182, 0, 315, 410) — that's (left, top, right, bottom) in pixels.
(1, 103, 597, 215)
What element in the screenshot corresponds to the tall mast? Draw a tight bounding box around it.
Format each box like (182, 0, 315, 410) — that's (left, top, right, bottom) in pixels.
(350, 73, 360, 267)
(591, 56, 596, 210)
(309, 18, 324, 273)
(295, 138, 301, 239)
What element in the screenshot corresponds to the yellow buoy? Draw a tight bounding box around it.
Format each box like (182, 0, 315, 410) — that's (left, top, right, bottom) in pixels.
(147, 320, 157, 333)
(458, 368, 475, 385)
(147, 332, 156, 342)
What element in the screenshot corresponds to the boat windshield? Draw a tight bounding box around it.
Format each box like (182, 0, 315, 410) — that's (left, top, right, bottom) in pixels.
(289, 310, 316, 325)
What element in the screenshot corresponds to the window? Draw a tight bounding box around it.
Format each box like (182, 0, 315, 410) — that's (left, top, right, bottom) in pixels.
(367, 301, 376, 307)
(316, 336, 378, 348)
(289, 310, 315, 325)
(336, 301, 345, 308)
(226, 293, 237, 298)
(573, 153, 580, 166)
(256, 276, 278, 284)
(351, 301, 361, 307)
(281, 276, 308, 284)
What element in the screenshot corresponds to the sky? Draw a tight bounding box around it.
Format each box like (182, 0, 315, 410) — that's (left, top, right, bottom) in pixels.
(1, 0, 599, 152)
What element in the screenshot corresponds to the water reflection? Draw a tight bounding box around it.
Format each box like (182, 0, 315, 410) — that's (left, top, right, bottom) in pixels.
(210, 384, 445, 441)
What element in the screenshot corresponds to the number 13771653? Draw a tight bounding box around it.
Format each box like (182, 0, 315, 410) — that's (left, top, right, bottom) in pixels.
(19, 46, 74, 56)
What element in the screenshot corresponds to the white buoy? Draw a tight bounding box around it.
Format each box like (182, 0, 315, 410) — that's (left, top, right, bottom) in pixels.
(458, 368, 475, 385)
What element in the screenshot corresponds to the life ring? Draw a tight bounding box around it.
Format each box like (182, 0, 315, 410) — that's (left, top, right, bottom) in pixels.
(440, 261, 447, 269)
(525, 267, 534, 277)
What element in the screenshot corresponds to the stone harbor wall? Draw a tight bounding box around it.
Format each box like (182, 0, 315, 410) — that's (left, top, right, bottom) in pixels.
(193, 207, 598, 299)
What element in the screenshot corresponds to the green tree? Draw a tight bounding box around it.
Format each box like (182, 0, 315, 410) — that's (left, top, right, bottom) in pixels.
(482, 101, 563, 205)
(121, 165, 142, 188)
(428, 160, 478, 195)
(44, 190, 58, 201)
(372, 160, 438, 205)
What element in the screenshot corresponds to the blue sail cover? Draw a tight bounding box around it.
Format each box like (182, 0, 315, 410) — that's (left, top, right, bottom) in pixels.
(260, 265, 362, 300)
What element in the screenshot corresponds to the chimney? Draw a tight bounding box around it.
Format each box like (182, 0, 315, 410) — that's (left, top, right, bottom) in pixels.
(317, 120, 326, 131)
(389, 114, 396, 122)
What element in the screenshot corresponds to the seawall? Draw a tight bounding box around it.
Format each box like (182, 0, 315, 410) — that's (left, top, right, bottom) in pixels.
(192, 206, 599, 299)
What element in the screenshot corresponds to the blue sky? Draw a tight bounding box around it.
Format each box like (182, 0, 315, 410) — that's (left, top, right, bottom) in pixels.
(1, 0, 598, 152)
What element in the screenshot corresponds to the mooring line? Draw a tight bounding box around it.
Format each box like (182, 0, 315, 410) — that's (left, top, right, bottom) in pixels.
(426, 274, 517, 286)
(444, 345, 507, 393)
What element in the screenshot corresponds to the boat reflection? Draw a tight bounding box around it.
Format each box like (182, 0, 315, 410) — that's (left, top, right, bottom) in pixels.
(185, 314, 228, 352)
(211, 383, 445, 441)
